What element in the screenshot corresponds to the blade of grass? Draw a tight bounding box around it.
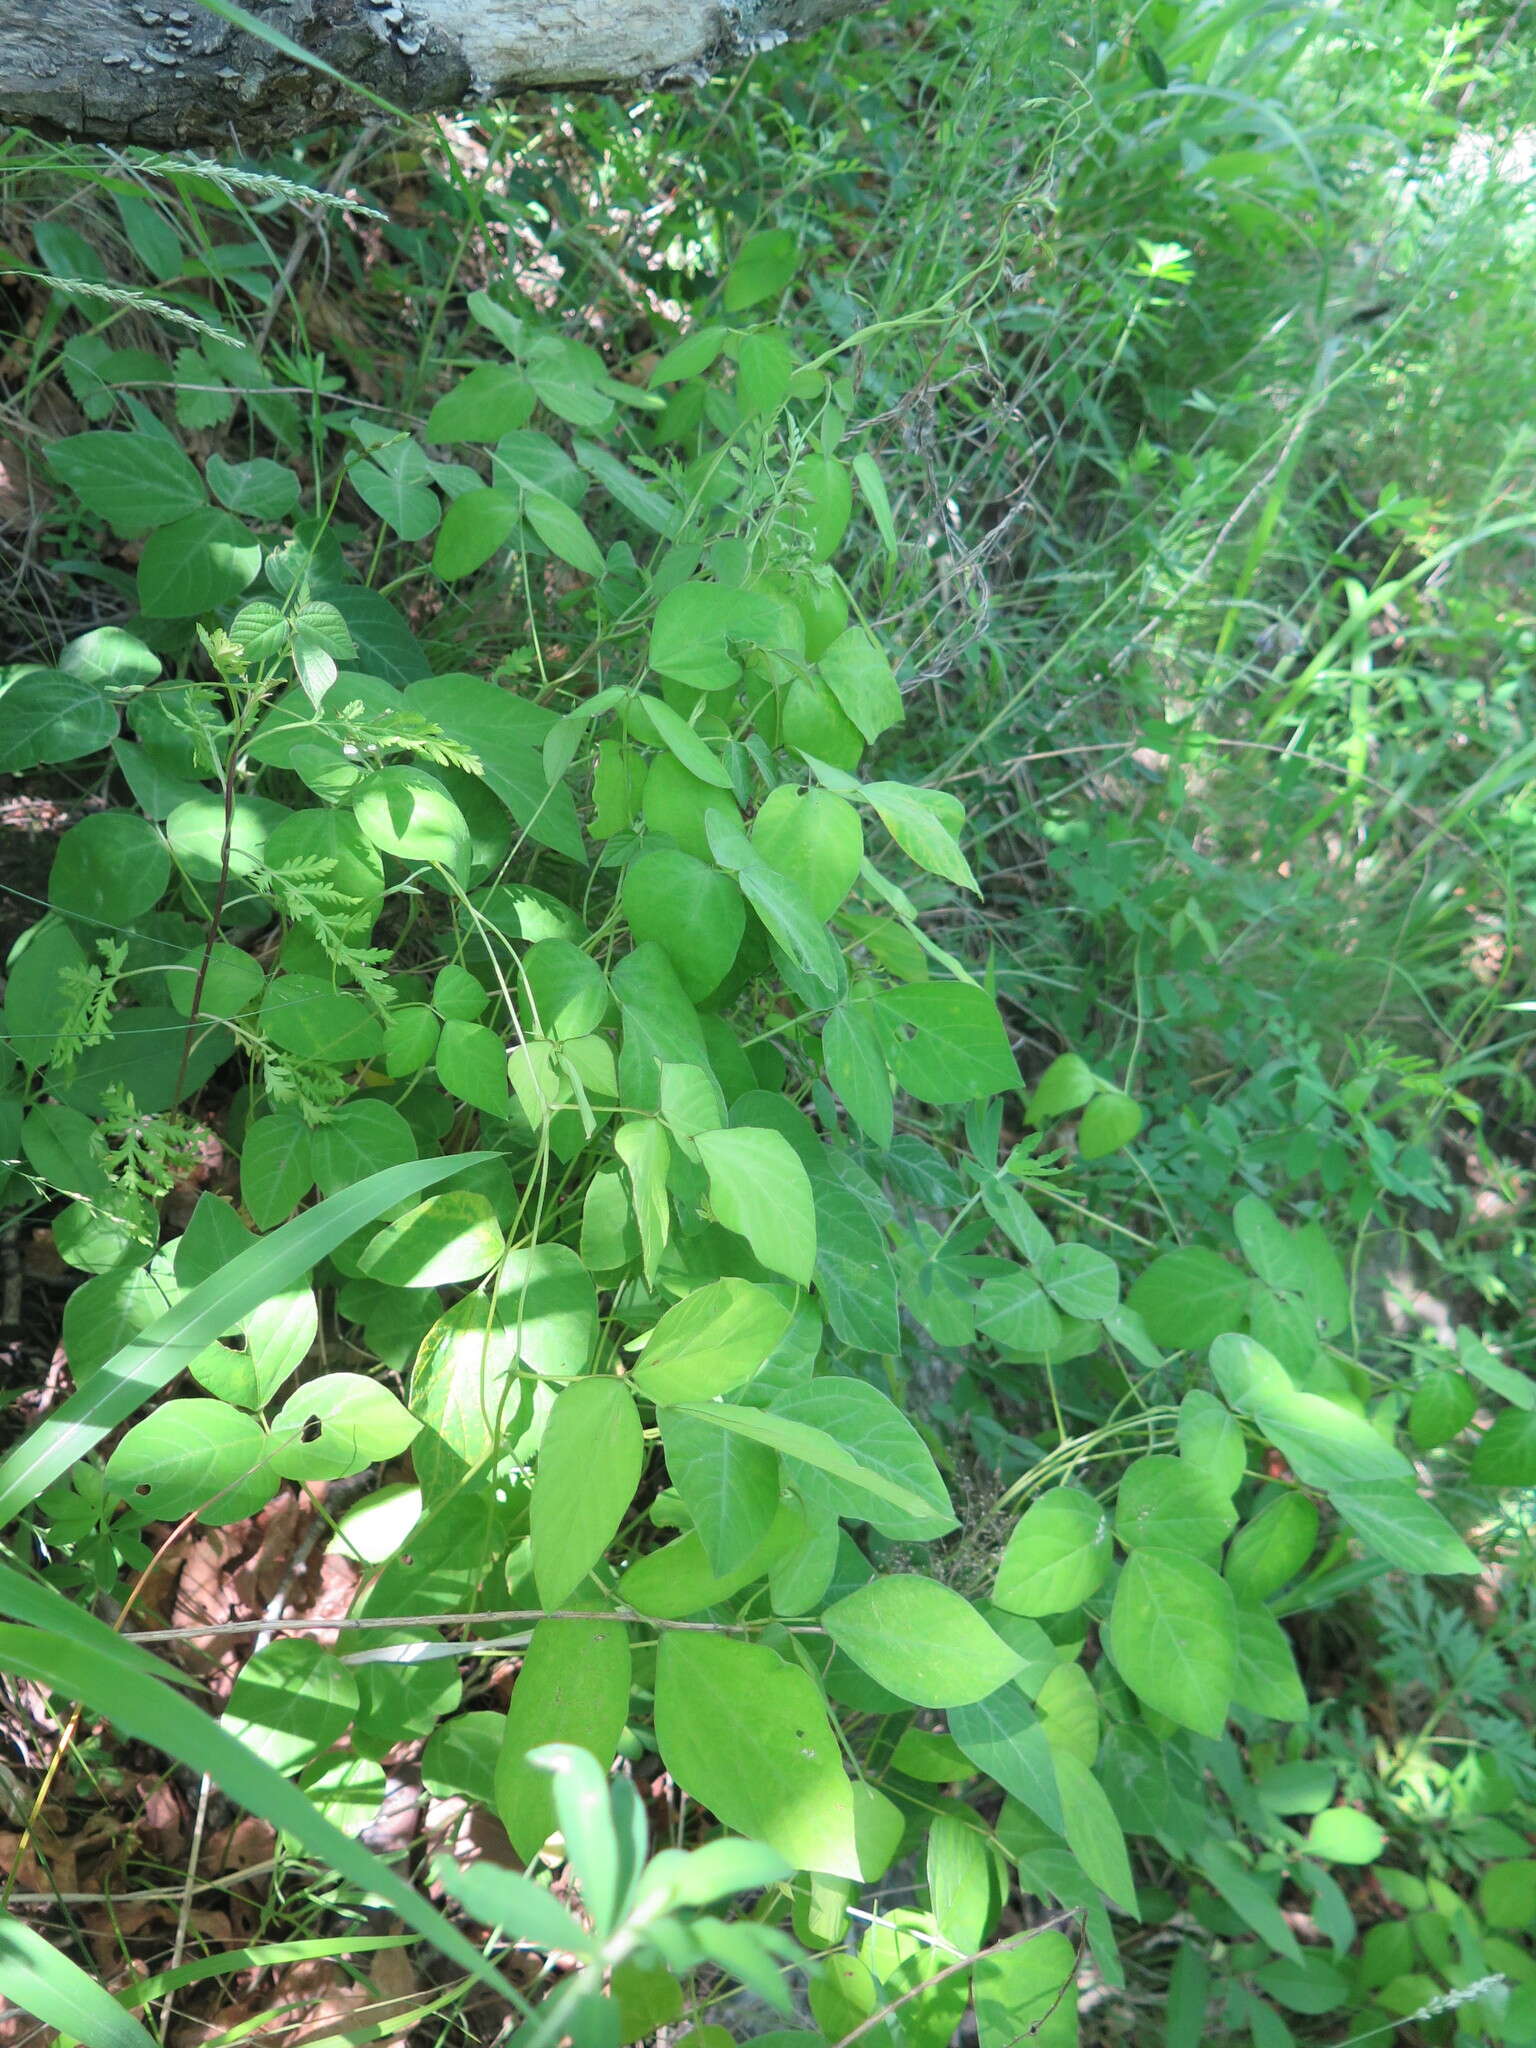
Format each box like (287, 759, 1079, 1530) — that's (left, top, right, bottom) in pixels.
(190, 0, 408, 123)
(0, 1910, 159, 2048)
(0, 1626, 527, 2004)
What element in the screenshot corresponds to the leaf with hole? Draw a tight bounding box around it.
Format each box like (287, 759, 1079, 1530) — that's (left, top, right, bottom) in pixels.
(105, 1398, 273, 1525)
(877, 982, 1017, 1105)
(269, 1372, 419, 1481)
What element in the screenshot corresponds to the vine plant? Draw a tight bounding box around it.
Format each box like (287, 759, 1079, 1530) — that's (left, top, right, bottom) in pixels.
(0, 230, 1526, 2046)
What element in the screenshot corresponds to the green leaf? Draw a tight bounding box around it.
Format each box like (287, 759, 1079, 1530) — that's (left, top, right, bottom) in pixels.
(949, 1686, 1062, 1834)
(852, 450, 898, 557)
(525, 490, 605, 575)
(0, 1908, 160, 2048)
(435, 1018, 510, 1118)
(636, 693, 733, 789)
(572, 438, 679, 536)
(1115, 1455, 1236, 1557)
(207, 452, 300, 519)
(1224, 1490, 1318, 1602)
(352, 457, 440, 540)
(60, 625, 160, 690)
(1165, 1945, 1211, 2048)
(1305, 1808, 1387, 1864)
(498, 1242, 598, 1376)
(531, 1377, 643, 1606)
(723, 229, 799, 311)
(239, 1113, 314, 1229)
(137, 508, 260, 617)
(621, 848, 744, 1002)
(622, 1517, 794, 1618)
(1026, 1053, 1096, 1123)
(994, 1488, 1111, 1617)
(631, 1279, 793, 1404)
(0, 669, 117, 771)
(358, 1191, 504, 1288)
(1127, 1247, 1250, 1349)
(0, 1153, 491, 1525)
(649, 581, 788, 692)
(654, 1630, 862, 1879)
(49, 810, 169, 928)
(751, 786, 863, 921)
(1078, 1091, 1144, 1158)
(0, 1626, 513, 1999)
(1233, 1196, 1312, 1293)
(352, 766, 472, 880)
(1212, 1341, 1474, 1571)
(811, 1159, 902, 1354)
(823, 1000, 894, 1150)
(405, 674, 583, 862)
(660, 1407, 781, 1577)
(435, 1854, 598, 1957)
(648, 323, 728, 384)
(261, 974, 382, 1064)
(426, 363, 533, 442)
(976, 1270, 1061, 1356)
(1191, 1841, 1299, 1960)
(223, 1638, 359, 1773)
(432, 486, 521, 579)
(1177, 1389, 1247, 1497)
(1457, 1328, 1535, 1409)
(823, 1574, 1025, 1708)
(410, 1293, 523, 1498)
(781, 452, 852, 562)
(927, 1813, 996, 1952)
(1037, 1241, 1119, 1320)
(167, 940, 264, 1022)
(973, 1933, 1078, 2048)
(1470, 1406, 1536, 1485)
(1231, 1600, 1308, 1721)
(736, 329, 795, 421)
(1051, 1749, 1136, 1911)
(1408, 1370, 1476, 1451)
(527, 334, 614, 428)
(695, 1127, 817, 1285)
(817, 628, 902, 744)
(45, 430, 205, 536)
(190, 1285, 313, 1412)
(707, 812, 846, 1000)
(673, 1387, 951, 1536)
(496, 1616, 632, 1859)
(877, 982, 1018, 1105)
(310, 1100, 416, 1196)
(1330, 1479, 1478, 1576)
(863, 781, 978, 893)
(1108, 1548, 1236, 1739)
(615, 1117, 671, 1280)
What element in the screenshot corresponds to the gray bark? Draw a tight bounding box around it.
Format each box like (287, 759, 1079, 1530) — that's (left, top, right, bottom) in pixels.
(0, 0, 882, 146)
